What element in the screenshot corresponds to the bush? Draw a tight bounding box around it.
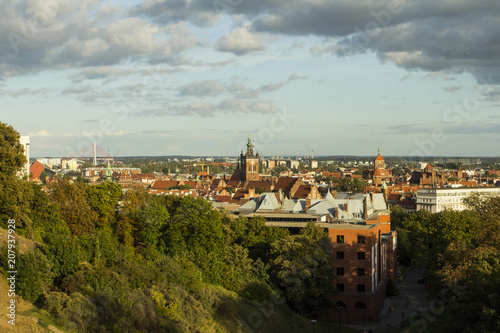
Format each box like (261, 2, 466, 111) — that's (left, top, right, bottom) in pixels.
(17, 248, 54, 302)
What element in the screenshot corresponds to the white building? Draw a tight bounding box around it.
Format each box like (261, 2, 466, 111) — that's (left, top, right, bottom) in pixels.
(19, 136, 30, 177)
(416, 187, 500, 213)
(36, 158, 62, 168)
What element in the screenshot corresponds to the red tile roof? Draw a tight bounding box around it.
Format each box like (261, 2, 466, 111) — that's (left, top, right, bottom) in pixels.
(293, 184, 311, 199)
(273, 176, 298, 193)
(151, 180, 179, 189)
(30, 161, 46, 180)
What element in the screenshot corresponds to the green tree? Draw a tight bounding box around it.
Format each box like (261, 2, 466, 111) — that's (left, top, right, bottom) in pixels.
(268, 222, 334, 317)
(227, 215, 289, 263)
(48, 180, 99, 235)
(336, 177, 366, 193)
(17, 248, 54, 302)
(88, 182, 122, 227)
(0, 122, 32, 231)
(133, 199, 170, 258)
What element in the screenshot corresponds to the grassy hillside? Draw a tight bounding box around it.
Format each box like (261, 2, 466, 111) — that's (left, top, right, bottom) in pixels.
(0, 227, 331, 332)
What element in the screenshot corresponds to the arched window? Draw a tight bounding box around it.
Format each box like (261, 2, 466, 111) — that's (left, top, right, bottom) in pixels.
(354, 302, 367, 310)
(336, 301, 346, 309)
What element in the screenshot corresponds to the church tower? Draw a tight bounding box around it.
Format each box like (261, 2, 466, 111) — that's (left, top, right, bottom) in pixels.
(374, 148, 385, 170)
(240, 134, 260, 182)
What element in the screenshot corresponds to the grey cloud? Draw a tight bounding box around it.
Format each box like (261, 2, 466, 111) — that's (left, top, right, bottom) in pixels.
(226, 82, 285, 98)
(136, 98, 279, 117)
(178, 80, 225, 97)
(445, 123, 500, 135)
(0, 1, 198, 76)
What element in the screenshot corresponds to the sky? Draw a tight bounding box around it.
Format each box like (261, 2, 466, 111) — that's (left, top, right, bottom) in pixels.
(1, 0, 500, 158)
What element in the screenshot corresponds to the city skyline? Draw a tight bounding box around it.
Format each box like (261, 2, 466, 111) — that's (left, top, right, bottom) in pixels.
(2, 1, 500, 157)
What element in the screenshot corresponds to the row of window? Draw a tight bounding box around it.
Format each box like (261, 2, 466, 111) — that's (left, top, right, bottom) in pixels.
(336, 251, 366, 260)
(336, 267, 365, 276)
(336, 283, 366, 293)
(336, 235, 366, 244)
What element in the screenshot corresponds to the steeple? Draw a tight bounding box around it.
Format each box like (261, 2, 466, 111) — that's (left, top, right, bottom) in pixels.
(106, 159, 112, 182)
(246, 133, 255, 155)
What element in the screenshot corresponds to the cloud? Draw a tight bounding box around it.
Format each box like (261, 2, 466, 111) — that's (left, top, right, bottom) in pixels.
(136, 98, 279, 117)
(178, 80, 225, 97)
(288, 73, 308, 81)
(0, 1, 198, 76)
(226, 81, 285, 98)
(442, 85, 463, 92)
(216, 26, 265, 55)
(28, 130, 54, 137)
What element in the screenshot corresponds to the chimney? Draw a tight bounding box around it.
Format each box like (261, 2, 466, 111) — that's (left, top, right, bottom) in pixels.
(344, 202, 348, 212)
(305, 198, 311, 213)
(334, 207, 339, 219)
(363, 199, 368, 219)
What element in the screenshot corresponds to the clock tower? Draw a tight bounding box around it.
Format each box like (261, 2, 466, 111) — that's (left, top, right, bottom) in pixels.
(240, 134, 260, 182)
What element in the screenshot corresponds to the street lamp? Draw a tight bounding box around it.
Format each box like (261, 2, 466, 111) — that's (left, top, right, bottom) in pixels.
(311, 319, 317, 333)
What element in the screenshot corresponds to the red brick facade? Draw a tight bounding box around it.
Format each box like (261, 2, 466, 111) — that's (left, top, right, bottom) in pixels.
(327, 214, 397, 323)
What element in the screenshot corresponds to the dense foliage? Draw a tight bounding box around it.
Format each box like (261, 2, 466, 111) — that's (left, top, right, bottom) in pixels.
(1, 177, 335, 332)
(391, 194, 500, 333)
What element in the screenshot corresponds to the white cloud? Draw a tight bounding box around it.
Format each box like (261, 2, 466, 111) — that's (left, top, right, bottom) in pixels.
(217, 25, 265, 55)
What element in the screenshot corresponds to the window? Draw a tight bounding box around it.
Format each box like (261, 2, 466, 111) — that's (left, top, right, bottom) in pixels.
(355, 302, 368, 310)
(357, 284, 365, 293)
(357, 252, 365, 260)
(336, 301, 346, 309)
(357, 235, 366, 244)
(336, 267, 344, 276)
(337, 235, 344, 243)
(337, 251, 344, 260)
(357, 268, 365, 276)
(336, 284, 344, 292)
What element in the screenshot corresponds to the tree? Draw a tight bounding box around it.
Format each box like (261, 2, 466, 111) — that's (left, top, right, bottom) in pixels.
(88, 182, 122, 227)
(133, 198, 170, 258)
(48, 180, 99, 235)
(17, 248, 54, 302)
(336, 177, 366, 193)
(268, 222, 334, 317)
(0, 122, 31, 231)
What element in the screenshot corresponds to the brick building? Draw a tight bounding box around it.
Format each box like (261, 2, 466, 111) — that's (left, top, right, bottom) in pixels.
(328, 215, 397, 323)
(236, 190, 397, 323)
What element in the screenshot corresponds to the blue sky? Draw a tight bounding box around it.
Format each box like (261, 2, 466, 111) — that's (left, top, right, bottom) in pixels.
(1, 0, 500, 157)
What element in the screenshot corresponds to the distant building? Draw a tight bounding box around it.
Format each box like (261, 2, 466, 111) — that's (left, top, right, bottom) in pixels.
(61, 159, 79, 170)
(416, 187, 500, 213)
(20, 136, 30, 177)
